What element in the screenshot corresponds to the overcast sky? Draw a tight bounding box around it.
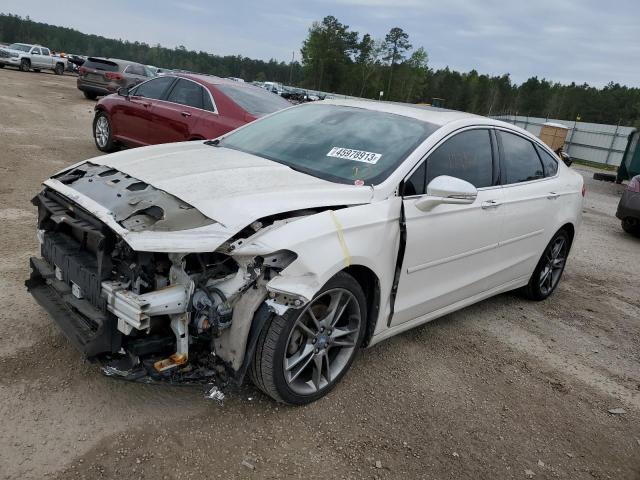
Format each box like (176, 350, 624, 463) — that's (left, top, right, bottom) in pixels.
(2, 0, 639, 87)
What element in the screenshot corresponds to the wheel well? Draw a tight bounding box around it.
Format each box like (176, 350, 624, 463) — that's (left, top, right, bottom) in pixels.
(559, 223, 575, 248)
(342, 265, 380, 347)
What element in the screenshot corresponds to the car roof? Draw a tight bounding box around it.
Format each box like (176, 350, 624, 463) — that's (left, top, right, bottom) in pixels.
(173, 73, 266, 90)
(86, 57, 142, 66)
(320, 98, 484, 127)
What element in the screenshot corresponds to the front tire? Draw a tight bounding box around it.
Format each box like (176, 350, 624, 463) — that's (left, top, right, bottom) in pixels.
(19, 58, 30, 72)
(522, 229, 570, 301)
(621, 218, 640, 236)
(250, 272, 367, 405)
(93, 111, 117, 152)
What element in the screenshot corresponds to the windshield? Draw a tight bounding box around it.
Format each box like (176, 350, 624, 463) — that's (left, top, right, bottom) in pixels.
(8, 43, 31, 52)
(84, 58, 119, 72)
(216, 83, 290, 117)
(219, 104, 438, 185)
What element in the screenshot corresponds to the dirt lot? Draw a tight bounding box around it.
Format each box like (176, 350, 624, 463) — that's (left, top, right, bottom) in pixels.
(0, 67, 638, 480)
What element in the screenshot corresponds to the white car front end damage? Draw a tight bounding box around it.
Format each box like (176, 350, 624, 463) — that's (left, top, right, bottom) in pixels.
(27, 141, 378, 383)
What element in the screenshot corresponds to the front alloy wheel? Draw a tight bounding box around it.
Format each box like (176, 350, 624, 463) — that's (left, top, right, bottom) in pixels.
(93, 112, 116, 152)
(251, 272, 366, 404)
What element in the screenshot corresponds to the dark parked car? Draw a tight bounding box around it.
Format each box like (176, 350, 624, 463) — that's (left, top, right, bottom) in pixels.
(77, 57, 155, 99)
(616, 175, 640, 236)
(92, 74, 291, 151)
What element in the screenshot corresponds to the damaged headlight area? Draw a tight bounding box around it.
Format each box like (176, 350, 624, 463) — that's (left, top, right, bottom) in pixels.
(26, 187, 299, 386)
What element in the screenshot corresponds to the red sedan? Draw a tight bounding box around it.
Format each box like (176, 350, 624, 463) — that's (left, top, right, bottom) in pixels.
(92, 74, 291, 152)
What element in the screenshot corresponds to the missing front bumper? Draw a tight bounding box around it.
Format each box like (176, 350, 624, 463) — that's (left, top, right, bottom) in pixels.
(26, 256, 122, 357)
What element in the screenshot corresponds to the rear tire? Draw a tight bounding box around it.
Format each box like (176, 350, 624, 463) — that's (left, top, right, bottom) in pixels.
(250, 272, 367, 405)
(83, 91, 98, 100)
(19, 58, 30, 72)
(93, 111, 117, 152)
(521, 229, 570, 301)
(54, 63, 64, 75)
(621, 218, 640, 236)
(593, 172, 616, 182)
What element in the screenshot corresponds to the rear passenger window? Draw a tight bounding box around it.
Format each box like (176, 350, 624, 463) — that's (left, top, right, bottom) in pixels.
(535, 145, 559, 177)
(133, 76, 175, 99)
(125, 64, 145, 76)
(425, 129, 494, 188)
(167, 79, 205, 109)
(499, 131, 545, 184)
(41, 48, 50, 56)
(202, 90, 216, 112)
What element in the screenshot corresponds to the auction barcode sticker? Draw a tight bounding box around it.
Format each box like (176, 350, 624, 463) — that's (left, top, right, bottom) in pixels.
(327, 147, 382, 165)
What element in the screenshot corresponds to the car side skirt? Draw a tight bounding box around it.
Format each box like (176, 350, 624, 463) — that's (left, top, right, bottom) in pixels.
(367, 274, 530, 347)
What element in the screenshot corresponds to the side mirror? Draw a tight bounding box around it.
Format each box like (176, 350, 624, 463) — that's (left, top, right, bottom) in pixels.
(117, 87, 130, 97)
(414, 175, 478, 212)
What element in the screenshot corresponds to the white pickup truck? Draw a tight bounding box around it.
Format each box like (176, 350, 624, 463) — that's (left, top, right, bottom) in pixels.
(0, 43, 67, 75)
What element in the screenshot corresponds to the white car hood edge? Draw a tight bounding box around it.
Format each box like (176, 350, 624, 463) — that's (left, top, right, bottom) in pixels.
(44, 142, 374, 252)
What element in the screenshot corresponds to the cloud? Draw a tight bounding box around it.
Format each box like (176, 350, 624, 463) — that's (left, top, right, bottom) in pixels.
(172, 1, 209, 14)
(1, 0, 639, 87)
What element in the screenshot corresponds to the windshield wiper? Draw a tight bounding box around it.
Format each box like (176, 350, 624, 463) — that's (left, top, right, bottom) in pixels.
(204, 139, 220, 147)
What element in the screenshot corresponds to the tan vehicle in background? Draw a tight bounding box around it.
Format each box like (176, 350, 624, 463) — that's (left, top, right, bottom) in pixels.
(77, 57, 155, 99)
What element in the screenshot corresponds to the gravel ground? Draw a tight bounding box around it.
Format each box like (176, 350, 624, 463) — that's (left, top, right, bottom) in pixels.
(0, 68, 638, 480)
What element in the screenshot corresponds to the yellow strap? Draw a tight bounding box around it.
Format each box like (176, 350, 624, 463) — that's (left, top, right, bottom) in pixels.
(330, 211, 351, 267)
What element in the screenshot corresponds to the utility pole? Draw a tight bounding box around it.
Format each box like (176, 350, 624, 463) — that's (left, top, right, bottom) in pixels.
(288, 51, 294, 85)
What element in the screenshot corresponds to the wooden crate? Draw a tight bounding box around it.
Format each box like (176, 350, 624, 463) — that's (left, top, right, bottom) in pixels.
(539, 123, 569, 152)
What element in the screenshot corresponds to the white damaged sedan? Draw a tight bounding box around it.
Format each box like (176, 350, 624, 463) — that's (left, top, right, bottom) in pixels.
(27, 100, 584, 404)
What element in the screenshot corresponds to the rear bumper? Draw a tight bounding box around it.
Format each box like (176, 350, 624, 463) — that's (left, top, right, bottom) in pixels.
(77, 83, 112, 96)
(26, 256, 121, 358)
(616, 190, 640, 221)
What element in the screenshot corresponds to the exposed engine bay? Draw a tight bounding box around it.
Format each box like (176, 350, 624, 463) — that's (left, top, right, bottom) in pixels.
(26, 163, 305, 386)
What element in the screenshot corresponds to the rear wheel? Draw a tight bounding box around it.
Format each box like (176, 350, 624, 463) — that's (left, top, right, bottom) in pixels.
(19, 58, 30, 72)
(250, 272, 366, 405)
(93, 111, 117, 152)
(54, 63, 64, 75)
(522, 229, 570, 301)
(621, 218, 640, 236)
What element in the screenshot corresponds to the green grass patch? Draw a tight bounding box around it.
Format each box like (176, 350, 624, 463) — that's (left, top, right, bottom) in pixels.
(571, 158, 618, 172)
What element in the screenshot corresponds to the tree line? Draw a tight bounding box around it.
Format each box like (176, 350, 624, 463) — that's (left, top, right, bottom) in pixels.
(1, 13, 638, 126)
(0, 13, 303, 84)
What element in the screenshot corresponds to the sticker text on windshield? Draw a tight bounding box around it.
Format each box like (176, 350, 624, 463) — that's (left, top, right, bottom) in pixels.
(327, 147, 382, 165)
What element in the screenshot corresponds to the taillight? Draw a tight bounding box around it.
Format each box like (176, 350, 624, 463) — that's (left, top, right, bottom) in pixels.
(628, 176, 640, 193)
(105, 71, 123, 80)
(78, 66, 87, 75)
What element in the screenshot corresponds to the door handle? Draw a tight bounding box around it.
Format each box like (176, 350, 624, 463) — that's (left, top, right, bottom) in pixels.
(181, 111, 192, 117)
(481, 199, 502, 209)
(547, 192, 559, 200)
